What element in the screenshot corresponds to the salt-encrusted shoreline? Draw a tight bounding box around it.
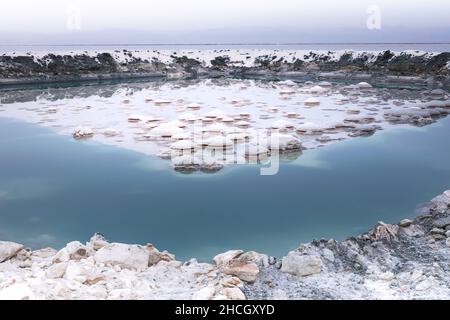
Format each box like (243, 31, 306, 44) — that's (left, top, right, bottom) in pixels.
(1, 190, 450, 300)
(1, 49, 450, 86)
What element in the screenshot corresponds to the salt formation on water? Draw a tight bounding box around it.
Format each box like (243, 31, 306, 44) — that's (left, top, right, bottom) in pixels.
(0, 78, 449, 173)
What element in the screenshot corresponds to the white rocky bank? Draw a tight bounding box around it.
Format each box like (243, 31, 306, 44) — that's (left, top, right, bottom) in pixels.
(2, 191, 450, 300)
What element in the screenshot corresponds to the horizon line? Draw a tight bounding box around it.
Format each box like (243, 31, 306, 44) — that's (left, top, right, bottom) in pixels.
(1, 42, 450, 47)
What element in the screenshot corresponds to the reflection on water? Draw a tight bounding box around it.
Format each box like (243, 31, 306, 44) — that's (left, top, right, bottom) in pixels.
(1, 115, 450, 261)
(1, 78, 448, 175)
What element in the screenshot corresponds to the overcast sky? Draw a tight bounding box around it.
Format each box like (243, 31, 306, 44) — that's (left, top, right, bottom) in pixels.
(1, 0, 450, 32)
(0, 0, 449, 43)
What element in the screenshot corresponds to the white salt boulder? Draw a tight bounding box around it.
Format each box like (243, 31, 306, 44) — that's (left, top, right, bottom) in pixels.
(281, 252, 322, 277)
(0, 283, 35, 300)
(46, 262, 68, 279)
(53, 241, 93, 263)
(94, 243, 149, 271)
(224, 288, 246, 300)
(213, 250, 260, 283)
(0, 241, 24, 263)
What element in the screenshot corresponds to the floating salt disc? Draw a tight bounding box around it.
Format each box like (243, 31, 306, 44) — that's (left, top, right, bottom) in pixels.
(297, 123, 324, 134)
(279, 89, 296, 95)
(144, 116, 162, 123)
(309, 85, 328, 94)
(172, 133, 191, 141)
(145, 99, 153, 103)
(344, 84, 359, 90)
(122, 99, 131, 104)
(201, 117, 214, 124)
(268, 107, 279, 113)
(279, 80, 296, 86)
(153, 99, 172, 106)
(150, 124, 184, 138)
(178, 113, 198, 122)
(170, 140, 195, 151)
(103, 128, 120, 137)
(186, 103, 202, 110)
(171, 155, 201, 171)
(266, 133, 302, 151)
(240, 112, 251, 119)
(221, 116, 235, 123)
(206, 136, 234, 149)
(318, 81, 332, 87)
(287, 112, 299, 118)
(226, 133, 246, 142)
(167, 120, 187, 128)
(201, 156, 225, 172)
(236, 120, 251, 128)
(357, 82, 373, 89)
(230, 98, 242, 105)
(73, 127, 94, 139)
(203, 109, 226, 119)
(128, 114, 145, 122)
(202, 123, 228, 133)
(304, 97, 321, 107)
(271, 119, 295, 130)
(259, 114, 271, 120)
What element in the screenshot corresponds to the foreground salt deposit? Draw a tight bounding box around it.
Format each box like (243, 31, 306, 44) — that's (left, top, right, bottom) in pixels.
(1, 190, 450, 300)
(0, 78, 449, 173)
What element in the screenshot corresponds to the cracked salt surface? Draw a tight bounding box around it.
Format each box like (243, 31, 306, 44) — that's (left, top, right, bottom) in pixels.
(0, 78, 449, 173)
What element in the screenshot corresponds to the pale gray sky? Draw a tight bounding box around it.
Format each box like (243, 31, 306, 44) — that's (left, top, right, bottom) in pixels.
(1, 0, 450, 32)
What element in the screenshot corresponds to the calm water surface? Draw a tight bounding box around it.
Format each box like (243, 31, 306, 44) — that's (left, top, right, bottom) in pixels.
(1, 116, 450, 261)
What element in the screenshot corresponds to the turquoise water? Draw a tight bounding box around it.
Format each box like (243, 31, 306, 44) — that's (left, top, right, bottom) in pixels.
(1, 116, 450, 261)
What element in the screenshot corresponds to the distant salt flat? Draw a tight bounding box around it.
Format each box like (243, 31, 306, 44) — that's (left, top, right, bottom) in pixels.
(0, 78, 449, 173)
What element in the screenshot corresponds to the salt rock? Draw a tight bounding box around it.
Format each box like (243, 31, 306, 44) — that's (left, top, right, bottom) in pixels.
(224, 288, 246, 300)
(213, 250, 243, 266)
(94, 243, 149, 271)
(0, 241, 24, 263)
(31, 247, 57, 259)
(370, 222, 399, 241)
(0, 283, 35, 300)
(192, 286, 216, 300)
(72, 127, 94, 139)
(88, 233, 109, 251)
(399, 219, 413, 228)
(281, 253, 322, 277)
(147, 244, 174, 266)
(46, 262, 68, 279)
(53, 241, 93, 263)
(213, 250, 260, 283)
